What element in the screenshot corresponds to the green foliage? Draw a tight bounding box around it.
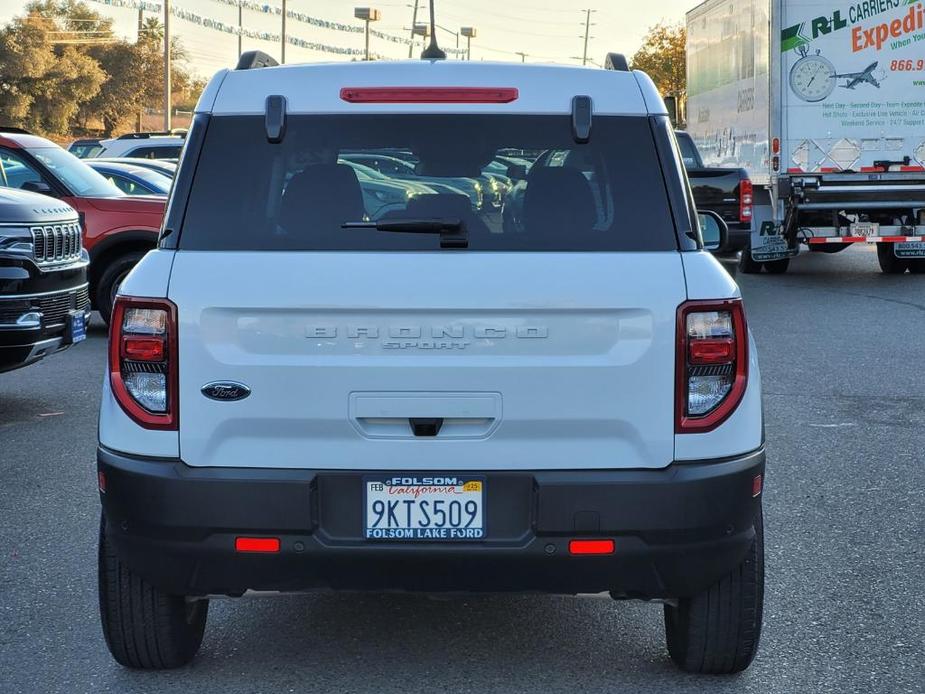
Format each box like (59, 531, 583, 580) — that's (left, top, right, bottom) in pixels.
(631, 22, 687, 100)
(0, 0, 202, 137)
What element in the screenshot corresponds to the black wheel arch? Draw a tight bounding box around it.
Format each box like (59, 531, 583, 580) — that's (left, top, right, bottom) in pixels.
(88, 231, 159, 302)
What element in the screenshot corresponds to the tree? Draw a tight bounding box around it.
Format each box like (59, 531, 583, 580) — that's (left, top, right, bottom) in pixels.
(630, 22, 687, 101)
(0, 5, 105, 134)
(0, 1, 203, 136)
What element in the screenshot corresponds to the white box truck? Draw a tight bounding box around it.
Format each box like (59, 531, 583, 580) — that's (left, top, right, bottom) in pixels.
(686, 0, 925, 274)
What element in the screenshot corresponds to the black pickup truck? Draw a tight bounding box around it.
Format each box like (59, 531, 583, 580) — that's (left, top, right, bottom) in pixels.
(675, 131, 752, 252)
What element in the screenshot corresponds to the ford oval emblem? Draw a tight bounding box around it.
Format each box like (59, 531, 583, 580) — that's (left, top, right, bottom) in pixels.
(201, 382, 251, 401)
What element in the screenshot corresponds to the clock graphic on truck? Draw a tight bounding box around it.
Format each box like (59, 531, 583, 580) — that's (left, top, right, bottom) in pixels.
(789, 46, 883, 102)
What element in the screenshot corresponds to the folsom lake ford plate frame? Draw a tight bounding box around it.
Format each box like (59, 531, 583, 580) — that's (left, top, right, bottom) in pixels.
(364, 475, 485, 540)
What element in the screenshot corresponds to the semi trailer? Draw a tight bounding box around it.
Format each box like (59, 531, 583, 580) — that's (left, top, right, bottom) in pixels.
(686, 0, 925, 273)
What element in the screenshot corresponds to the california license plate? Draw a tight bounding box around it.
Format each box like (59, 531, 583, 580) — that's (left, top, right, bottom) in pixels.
(850, 222, 879, 237)
(364, 475, 485, 540)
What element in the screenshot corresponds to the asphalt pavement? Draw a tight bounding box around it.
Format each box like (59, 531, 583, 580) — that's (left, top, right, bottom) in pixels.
(1, 246, 923, 693)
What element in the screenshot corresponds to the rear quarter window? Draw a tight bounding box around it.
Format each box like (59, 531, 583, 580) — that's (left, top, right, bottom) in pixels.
(178, 114, 679, 252)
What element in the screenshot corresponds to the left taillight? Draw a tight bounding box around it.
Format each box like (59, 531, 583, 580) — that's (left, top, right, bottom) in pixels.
(739, 178, 753, 224)
(109, 296, 178, 430)
(676, 299, 748, 434)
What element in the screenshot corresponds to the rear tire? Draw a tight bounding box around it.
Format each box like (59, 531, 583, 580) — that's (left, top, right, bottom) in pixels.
(737, 247, 763, 274)
(664, 507, 764, 674)
(876, 243, 908, 274)
(98, 514, 208, 669)
(762, 258, 790, 274)
(908, 260, 925, 274)
(96, 251, 146, 325)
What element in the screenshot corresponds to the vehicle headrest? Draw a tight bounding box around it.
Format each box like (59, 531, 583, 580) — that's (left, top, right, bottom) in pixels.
(523, 167, 596, 236)
(280, 163, 364, 233)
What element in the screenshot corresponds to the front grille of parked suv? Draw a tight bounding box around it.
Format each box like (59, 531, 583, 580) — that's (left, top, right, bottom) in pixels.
(30, 222, 82, 265)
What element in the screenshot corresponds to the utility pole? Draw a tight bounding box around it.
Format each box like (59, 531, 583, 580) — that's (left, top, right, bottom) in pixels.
(281, 0, 287, 63)
(136, 6, 144, 131)
(581, 9, 595, 66)
(163, 0, 171, 130)
(408, 0, 419, 58)
(237, 1, 243, 59)
(516, 51, 527, 63)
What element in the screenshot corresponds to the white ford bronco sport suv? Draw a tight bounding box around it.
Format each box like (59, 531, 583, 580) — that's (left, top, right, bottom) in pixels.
(97, 50, 765, 674)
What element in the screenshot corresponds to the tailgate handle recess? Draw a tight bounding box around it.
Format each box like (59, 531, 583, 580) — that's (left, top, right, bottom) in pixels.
(409, 418, 443, 437)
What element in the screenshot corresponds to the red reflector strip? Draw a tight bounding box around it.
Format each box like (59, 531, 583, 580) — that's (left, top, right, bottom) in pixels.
(235, 537, 281, 553)
(752, 474, 763, 498)
(340, 86, 519, 103)
(122, 336, 165, 361)
(689, 338, 735, 365)
(807, 236, 925, 244)
(569, 539, 615, 555)
(98, 471, 106, 493)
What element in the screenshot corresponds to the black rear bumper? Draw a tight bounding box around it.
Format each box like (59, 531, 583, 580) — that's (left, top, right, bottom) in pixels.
(98, 446, 765, 599)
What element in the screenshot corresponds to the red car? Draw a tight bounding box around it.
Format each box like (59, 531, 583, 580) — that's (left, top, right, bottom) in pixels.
(0, 128, 166, 322)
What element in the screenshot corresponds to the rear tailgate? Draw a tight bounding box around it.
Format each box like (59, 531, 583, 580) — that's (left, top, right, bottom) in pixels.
(687, 167, 745, 226)
(171, 252, 685, 471)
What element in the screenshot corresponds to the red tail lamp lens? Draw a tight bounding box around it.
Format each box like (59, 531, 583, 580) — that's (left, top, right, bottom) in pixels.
(340, 87, 519, 103)
(569, 539, 615, 555)
(122, 336, 165, 361)
(235, 537, 281, 553)
(689, 338, 735, 364)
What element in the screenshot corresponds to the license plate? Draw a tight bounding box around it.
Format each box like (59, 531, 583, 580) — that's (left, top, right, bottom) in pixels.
(895, 241, 925, 258)
(364, 475, 485, 541)
(68, 310, 86, 344)
(850, 222, 879, 237)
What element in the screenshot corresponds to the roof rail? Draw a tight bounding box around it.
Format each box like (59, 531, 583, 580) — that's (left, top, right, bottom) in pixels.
(236, 50, 279, 70)
(603, 53, 630, 72)
(0, 126, 32, 135)
(117, 130, 187, 140)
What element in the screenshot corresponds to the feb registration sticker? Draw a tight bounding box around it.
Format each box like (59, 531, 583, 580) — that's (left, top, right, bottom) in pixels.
(364, 476, 485, 540)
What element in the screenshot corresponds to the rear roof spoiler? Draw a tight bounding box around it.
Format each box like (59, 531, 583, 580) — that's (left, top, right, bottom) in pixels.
(236, 50, 279, 71)
(603, 53, 629, 72)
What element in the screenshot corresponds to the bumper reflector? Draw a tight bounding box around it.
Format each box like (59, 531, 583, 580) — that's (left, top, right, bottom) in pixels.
(235, 537, 281, 553)
(752, 474, 763, 498)
(568, 539, 615, 555)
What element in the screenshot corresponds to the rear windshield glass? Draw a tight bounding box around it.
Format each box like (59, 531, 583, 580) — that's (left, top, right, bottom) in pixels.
(179, 115, 678, 252)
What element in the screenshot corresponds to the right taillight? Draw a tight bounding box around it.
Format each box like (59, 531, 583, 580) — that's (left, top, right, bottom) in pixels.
(739, 178, 753, 224)
(109, 296, 178, 430)
(676, 299, 748, 433)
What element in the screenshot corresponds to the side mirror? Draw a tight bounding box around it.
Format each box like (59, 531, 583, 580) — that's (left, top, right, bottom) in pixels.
(21, 180, 55, 197)
(698, 210, 729, 252)
(506, 164, 527, 181)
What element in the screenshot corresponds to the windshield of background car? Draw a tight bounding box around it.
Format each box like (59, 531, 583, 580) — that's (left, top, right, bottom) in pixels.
(179, 114, 678, 252)
(31, 147, 123, 197)
(676, 135, 703, 169)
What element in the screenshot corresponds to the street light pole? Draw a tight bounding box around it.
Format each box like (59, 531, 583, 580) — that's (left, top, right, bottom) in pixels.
(516, 51, 527, 63)
(355, 8, 381, 61)
(581, 8, 595, 66)
(460, 26, 476, 61)
(408, 0, 419, 58)
(237, 1, 242, 59)
(281, 0, 287, 64)
(163, 0, 171, 130)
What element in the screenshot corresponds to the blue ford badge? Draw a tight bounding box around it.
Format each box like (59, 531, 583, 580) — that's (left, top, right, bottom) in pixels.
(201, 382, 251, 401)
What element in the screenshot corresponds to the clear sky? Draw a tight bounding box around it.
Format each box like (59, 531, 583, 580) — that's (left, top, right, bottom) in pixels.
(0, 0, 694, 78)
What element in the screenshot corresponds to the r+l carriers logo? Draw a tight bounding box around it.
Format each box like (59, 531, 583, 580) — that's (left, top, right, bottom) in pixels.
(781, 1, 923, 53)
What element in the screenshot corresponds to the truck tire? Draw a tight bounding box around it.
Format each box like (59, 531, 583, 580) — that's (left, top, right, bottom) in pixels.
(762, 258, 790, 274)
(99, 514, 208, 669)
(737, 248, 763, 274)
(876, 243, 908, 274)
(908, 261, 925, 274)
(97, 251, 146, 324)
(664, 507, 764, 674)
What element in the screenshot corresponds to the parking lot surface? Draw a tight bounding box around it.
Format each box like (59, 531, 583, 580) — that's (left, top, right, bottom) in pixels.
(1, 247, 923, 693)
